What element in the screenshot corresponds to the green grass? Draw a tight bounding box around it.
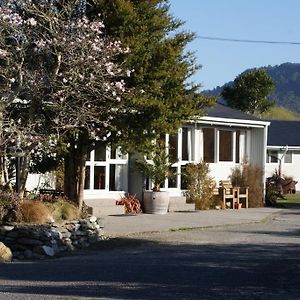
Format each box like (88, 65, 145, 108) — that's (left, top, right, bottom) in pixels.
(276, 193, 300, 208)
(260, 106, 300, 120)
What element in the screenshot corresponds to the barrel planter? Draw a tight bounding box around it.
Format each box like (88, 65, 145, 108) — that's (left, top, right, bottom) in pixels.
(143, 191, 169, 214)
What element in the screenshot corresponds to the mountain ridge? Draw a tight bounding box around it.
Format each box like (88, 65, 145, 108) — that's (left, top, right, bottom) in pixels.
(203, 62, 300, 113)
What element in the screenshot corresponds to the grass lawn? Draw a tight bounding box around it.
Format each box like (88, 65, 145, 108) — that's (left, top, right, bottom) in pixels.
(276, 193, 300, 208)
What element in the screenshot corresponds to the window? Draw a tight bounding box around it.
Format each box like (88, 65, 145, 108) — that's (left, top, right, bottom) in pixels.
(284, 151, 292, 163)
(268, 151, 278, 163)
(235, 131, 240, 163)
(180, 165, 188, 189)
(203, 128, 215, 163)
(84, 166, 90, 189)
(94, 142, 106, 161)
(110, 147, 127, 160)
(168, 167, 178, 188)
(109, 164, 127, 191)
(219, 130, 233, 161)
(85, 142, 128, 191)
(182, 127, 189, 160)
(94, 166, 106, 189)
(169, 134, 178, 162)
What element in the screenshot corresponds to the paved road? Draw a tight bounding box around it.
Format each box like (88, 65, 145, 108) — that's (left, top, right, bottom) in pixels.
(0, 208, 300, 299)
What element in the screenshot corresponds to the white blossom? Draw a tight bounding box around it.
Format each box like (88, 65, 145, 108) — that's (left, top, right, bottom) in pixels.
(27, 18, 37, 26)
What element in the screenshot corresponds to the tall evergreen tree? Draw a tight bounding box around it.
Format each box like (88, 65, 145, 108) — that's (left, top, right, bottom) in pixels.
(87, 0, 214, 152)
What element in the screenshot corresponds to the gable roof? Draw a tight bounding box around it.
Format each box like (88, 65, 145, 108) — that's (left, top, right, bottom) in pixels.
(205, 103, 261, 121)
(267, 120, 300, 147)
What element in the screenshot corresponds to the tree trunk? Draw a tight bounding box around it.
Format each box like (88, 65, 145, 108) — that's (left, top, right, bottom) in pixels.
(18, 155, 30, 199)
(0, 155, 13, 192)
(64, 131, 89, 211)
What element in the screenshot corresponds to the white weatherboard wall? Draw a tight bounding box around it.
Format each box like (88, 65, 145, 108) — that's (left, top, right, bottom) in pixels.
(249, 128, 265, 168)
(207, 163, 240, 185)
(266, 149, 300, 191)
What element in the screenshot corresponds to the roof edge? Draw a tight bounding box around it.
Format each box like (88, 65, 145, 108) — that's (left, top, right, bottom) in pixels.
(196, 116, 270, 127)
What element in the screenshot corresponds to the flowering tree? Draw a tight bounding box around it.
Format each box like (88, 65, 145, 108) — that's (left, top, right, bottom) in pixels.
(0, 0, 131, 207)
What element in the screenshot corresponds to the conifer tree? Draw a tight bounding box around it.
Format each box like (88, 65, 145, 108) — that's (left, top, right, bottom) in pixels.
(88, 0, 214, 151)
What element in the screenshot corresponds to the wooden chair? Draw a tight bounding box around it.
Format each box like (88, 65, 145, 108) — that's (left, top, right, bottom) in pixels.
(219, 180, 248, 209)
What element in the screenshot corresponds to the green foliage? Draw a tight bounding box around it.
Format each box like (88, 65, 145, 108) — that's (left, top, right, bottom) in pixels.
(89, 0, 215, 152)
(0, 192, 21, 223)
(136, 141, 174, 192)
(221, 69, 275, 115)
(265, 177, 282, 207)
(267, 63, 300, 113)
(184, 162, 215, 210)
(276, 193, 300, 208)
(46, 199, 79, 221)
(228, 167, 245, 187)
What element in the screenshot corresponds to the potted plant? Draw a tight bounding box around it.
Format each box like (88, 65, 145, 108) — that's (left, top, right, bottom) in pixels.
(136, 141, 174, 214)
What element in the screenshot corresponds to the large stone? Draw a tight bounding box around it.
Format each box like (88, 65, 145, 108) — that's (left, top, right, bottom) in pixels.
(89, 216, 97, 223)
(50, 229, 62, 239)
(0, 225, 14, 233)
(17, 238, 43, 246)
(41, 245, 55, 257)
(0, 242, 12, 263)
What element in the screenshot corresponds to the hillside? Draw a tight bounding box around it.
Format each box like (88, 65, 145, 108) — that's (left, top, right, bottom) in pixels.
(203, 62, 300, 114)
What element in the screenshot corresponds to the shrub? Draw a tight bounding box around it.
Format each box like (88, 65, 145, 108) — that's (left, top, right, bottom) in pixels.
(229, 164, 264, 208)
(46, 198, 79, 221)
(264, 171, 295, 206)
(228, 167, 245, 187)
(265, 177, 281, 206)
(116, 194, 142, 214)
(19, 200, 51, 224)
(0, 192, 21, 223)
(184, 162, 215, 210)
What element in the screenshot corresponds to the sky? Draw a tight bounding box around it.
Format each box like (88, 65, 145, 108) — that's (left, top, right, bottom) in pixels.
(169, 0, 300, 90)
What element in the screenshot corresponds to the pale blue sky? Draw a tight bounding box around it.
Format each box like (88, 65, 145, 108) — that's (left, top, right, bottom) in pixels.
(170, 0, 300, 90)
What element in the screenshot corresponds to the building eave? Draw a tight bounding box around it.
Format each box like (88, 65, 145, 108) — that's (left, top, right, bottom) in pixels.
(267, 145, 300, 150)
(189, 116, 270, 129)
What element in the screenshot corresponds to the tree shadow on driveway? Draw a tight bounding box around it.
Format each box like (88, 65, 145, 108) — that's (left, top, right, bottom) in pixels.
(0, 236, 300, 299)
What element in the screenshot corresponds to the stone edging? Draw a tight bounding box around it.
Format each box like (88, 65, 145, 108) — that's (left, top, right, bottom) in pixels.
(0, 216, 104, 260)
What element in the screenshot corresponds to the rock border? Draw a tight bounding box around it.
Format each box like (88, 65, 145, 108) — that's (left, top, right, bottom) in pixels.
(0, 216, 104, 260)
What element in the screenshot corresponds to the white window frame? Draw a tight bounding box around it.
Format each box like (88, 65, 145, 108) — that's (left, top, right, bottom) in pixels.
(201, 127, 245, 164)
(85, 144, 128, 192)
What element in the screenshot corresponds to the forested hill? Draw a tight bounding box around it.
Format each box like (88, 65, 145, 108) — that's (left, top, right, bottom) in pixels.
(203, 63, 300, 113)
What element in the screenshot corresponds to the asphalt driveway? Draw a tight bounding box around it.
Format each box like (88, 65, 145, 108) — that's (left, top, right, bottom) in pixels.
(0, 207, 299, 299)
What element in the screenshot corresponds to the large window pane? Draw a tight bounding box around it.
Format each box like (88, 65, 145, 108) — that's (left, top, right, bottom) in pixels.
(203, 128, 215, 163)
(95, 142, 106, 161)
(109, 164, 126, 191)
(94, 166, 106, 189)
(219, 130, 233, 161)
(284, 151, 292, 163)
(110, 146, 127, 160)
(182, 128, 189, 161)
(180, 165, 187, 189)
(168, 167, 178, 188)
(235, 131, 240, 163)
(84, 166, 90, 189)
(269, 151, 278, 163)
(169, 134, 178, 162)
